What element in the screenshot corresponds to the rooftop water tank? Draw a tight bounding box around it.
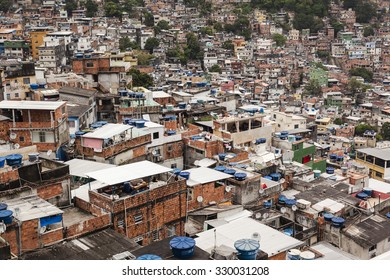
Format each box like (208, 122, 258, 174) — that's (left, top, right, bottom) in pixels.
(313, 170, 321, 178)
(356, 192, 368, 200)
(280, 131, 288, 136)
(75, 131, 86, 137)
(278, 195, 287, 205)
(135, 120, 145, 128)
(28, 153, 40, 162)
(283, 228, 294, 236)
(0, 157, 5, 168)
(259, 108, 264, 113)
(255, 138, 266, 145)
(229, 161, 238, 166)
(329, 154, 337, 160)
(169, 236, 196, 259)
(218, 153, 227, 161)
(295, 135, 303, 141)
(234, 239, 260, 260)
(214, 166, 226, 172)
(326, 167, 334, 174)
(288, 135, 296, 142)
(270, 173, 281, 181)
(224, 169, 236, 175)
(331, 217, 345, 228)
(263, 201, 272, 208)
(167, 130, 176, 136)
(234, 173, 247, 181)
(264, 175, 273, 181)
(286, 249, 301, 260)
(336, 156, 344, 162)
(5, 154, 23, 167)
(173, 168, 182, 176)
(300, 251, 315, 260)
(178, 102, 186, 109)
(179, 171, 190, 180)
(324, 213, 334, 222)
(118, 89, 128, 96)
(0, 210, 13, 225)
(0, 203, 7, 211)
(386, 213, 390, 219)
(30, 84, 39, 90)
(363, 187, 373, 197)
(285, 199, 297, 208)
(341, 166, 348, 175)
(136, 254, 162, 260)
(135, 92, 144, 98)
(38, 82, 46, 88)
(191, 136, 202, 141)
(166, 104, 174, 111)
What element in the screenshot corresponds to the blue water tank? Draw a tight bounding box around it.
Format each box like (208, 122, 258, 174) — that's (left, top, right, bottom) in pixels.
(179, 171, 190, 180)
(169, 236, 196, 259)
(137, 254, 162, 260)
(191, 136, 202, 141)
(224, 169, 236, 175)
(356, 192, 368, 200)
(234, 239, 260, 260)
(263, 201, 272, 208)
(326, 167, 335, 174)
(278, 195, 287, 205)
(264, 176, 273, 180)
(313, 170, 321, 178)
(218, 153, 227, 160)
(270, 173, 281, 181)
(30, 84, 39, 90)
(173, 168, 182, 175)
(287, 249, 301, 260)
(363, 188, 373, 197)
(118, 89, 128, 96)
(234, 173, 247, 181)
(75, 131, 86, 137)
(324, 213, 334, 222)
(229, 161, 238, 166)
(285, 199, 297, 208)
(38, 82, 46, 88)
(284, 228, 294, 236)
(0, 203, 7, 211)
(255, 138, 266, 144)
(0, 157, 5, 168)
(0, 210, 13, 224)
(336, 156, 344, 162)
(295, 135, 303, 141)
(135, 120, 145, 128)
(5, 154, 23, 167)
(123, 182, 132, 193)
(135, 92, 144, 98)
(329, 154, 337, 160)
(178, 103, 187, 109)
(214, 166, 226, 172)
(280, 131, 288, 136)
(331, 217, 345, 228)
(167, 130, 176, 136)
(259, 108, 264, 113)
(386, 213, 390, 219)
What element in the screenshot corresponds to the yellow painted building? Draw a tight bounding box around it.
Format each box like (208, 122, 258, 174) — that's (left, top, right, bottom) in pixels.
(29, 30, 51, 59)
(355, 147, 390, 181)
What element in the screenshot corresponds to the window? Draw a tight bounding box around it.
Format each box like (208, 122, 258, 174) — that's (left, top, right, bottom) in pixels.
(171, 163, 177, 169)
(376, 171, 383, 178)
(86, 62, 94, 67)
(19, 136, 24, 142)
(167, 226, 176, 237)
(153, 132, 159, 139)
(167, 144, 172, 152)
(32, 131, 54, 143)
(294, 124, 299, 129)
(134, 214, 143, 224)
(23, 78, 30, 84)
(152, 230, 159, 241)
(15, 93, 19, 98)
(369, 244, 377, 252)
(117, 219, 124, 228)
(187, 188, 194, 201)
(61, 106, 65, 114)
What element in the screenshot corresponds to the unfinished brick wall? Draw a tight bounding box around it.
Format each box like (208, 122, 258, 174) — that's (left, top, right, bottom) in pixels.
(40, 228, 63, 246)
(188, 182, 230, 211)
(74, 196, 107, 217)
(164, 141, 183, 160)
(1, 224, 18, 255)
(65, 214, 110, 239)
(36, 183, 63, 201)
(0, 120, 9, 141)
(0, 168, 19, 184)
(21, 220, 39, 253)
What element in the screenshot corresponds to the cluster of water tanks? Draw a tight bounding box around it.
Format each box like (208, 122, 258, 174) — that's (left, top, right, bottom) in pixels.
(118, 89, 144, 99)
(91, 121, 108, 129)
(123, 119, 146, 128)
(0, 203, 13, 225)
(329, 154, 344, 163)
(0, 154, 23, 168)
(356, 188, 373, 200)
(286, 249, 315, 260)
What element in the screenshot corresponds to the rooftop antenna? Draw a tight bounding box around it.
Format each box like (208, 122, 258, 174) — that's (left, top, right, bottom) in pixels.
(213, 229, 217, 253)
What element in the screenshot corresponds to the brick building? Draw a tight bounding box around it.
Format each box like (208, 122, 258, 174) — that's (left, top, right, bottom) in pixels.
(0, 100, 69, 152)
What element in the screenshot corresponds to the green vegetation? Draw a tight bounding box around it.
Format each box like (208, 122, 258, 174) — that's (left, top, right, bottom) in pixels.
(347, 78, 371, 95)
(303, 80, 322, 97)
(363, 26, 375, 37)
(184, 32, 203, 60)
(119, 36, 140, 51)
(355, 123, 376, 136)
(333, 118, 344, 125)
(209, 64, 222, 74)
(104, 0, 144, 18)
(349, 68, 374, 83)
(65, 0, 78, 16)
(381, 123, 390, 141)
(343, 0, 377, 23)
(85, 0, 98, 17)
(134, 50, 154, 66)
(224, 15, 252, 40)
(222, 40, 234, 51)
(316, 51, 330, 60)
(0, 0, 12, 13)
(104, 1, 122, 18)
(272, 33, 287, 47)
(200, 26, 214, 36)
(144, 37, 159, 53)
(128, 68, 153, 88)
(143, 11, 154, 26)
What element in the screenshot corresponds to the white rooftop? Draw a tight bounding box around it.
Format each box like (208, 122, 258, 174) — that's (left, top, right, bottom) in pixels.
(311, 242, 359, 260)
(0, 100, 66, 110)
(82, 124, 131, 139)
(65, 159, 116, 178)
(183, 167, 232, 187)
(368, 178, 390, 194)
(152, 91, 171, 98)
(85, 160, 173, 185)
(4, 195, 63, 222)
(312, 198, 344, 213)
(71, 180, 108, 202)
(195, 217, 303, 257)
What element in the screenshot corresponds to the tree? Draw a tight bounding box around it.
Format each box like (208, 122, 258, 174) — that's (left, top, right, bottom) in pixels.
(144, 11, 154, 27)
(135, 50, 154, 65)
(381, 123, 390, 141)
(350, 68, 373, 83)
(200, 26, 214, 36)
(65, 0, 78, 17)
(104, 1, 122, 18)
(0, 0, 13, 13)
(128, 68, 153, 88)
(144, 37, 159, 53)
(123, 0, 144, 17)
(209, 64, 221, 73)
(355, 123, 376, 136)
(330, 18, 344, 37)
(85, 0, 98, 17)
(184, 32, 203, 60)
(334, 118, 344, 125)
(293, 13, 324, 33)
(213, 22, 223, 32)
(156, 20, 171, 30)
(119, 36, 140, 51)
(363, 26, 375, 37)
(303, 80, 322, 97)
(272, 33, 287, 47)
(222, 40, 234, 51)
(317, 51, 330, 60)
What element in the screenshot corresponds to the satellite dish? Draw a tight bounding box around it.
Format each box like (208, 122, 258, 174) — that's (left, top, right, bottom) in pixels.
(14, 143, 20, 149)
(39, 226, 46, 234)
(280, 207, 287, 214)
(255, 213, 261, 219)
(0, 222, 6, 234)
(280, 178, 285, 184)
(10, 133, 16, 140)
(193, 116, 198, 121)
(225, 185, 232, 193)
(194, 160, 200, 166)
(369, 208, 375, 213)
(259, 188, 265, 194)
(151, 149, 157, 156)
(263, 213, 269, 219)
(14, 207, 20, 218)
(292, 205, 298, 212)
(252, 140, 257, 144)
(252, 232, 261, 242)
(197, 196, 204, 203)
(47, 150, 52, 156)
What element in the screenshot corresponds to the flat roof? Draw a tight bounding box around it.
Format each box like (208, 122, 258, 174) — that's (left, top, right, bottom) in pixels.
(0, 100, 66, 110)
(183, 167, 232, 187)
(357, 147, 390, 161)
(368, 178, 390, 194)
(64, 159, 116, 178)
(3, 195, 63, 222)
(311, 242, 359, 260)
(85, 160, 173, 185)
(82, 124, 131, 139)
(195, 217, 303, 257)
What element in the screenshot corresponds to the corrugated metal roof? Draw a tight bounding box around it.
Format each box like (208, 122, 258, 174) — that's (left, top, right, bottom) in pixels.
(357, 147, 390, 160)
(82, 123, 132, 139)
(0, 100, 66, 110)
(183, 167, 232, 187)
(65, 159, 116, 178)
(195, 217, 303, 256)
